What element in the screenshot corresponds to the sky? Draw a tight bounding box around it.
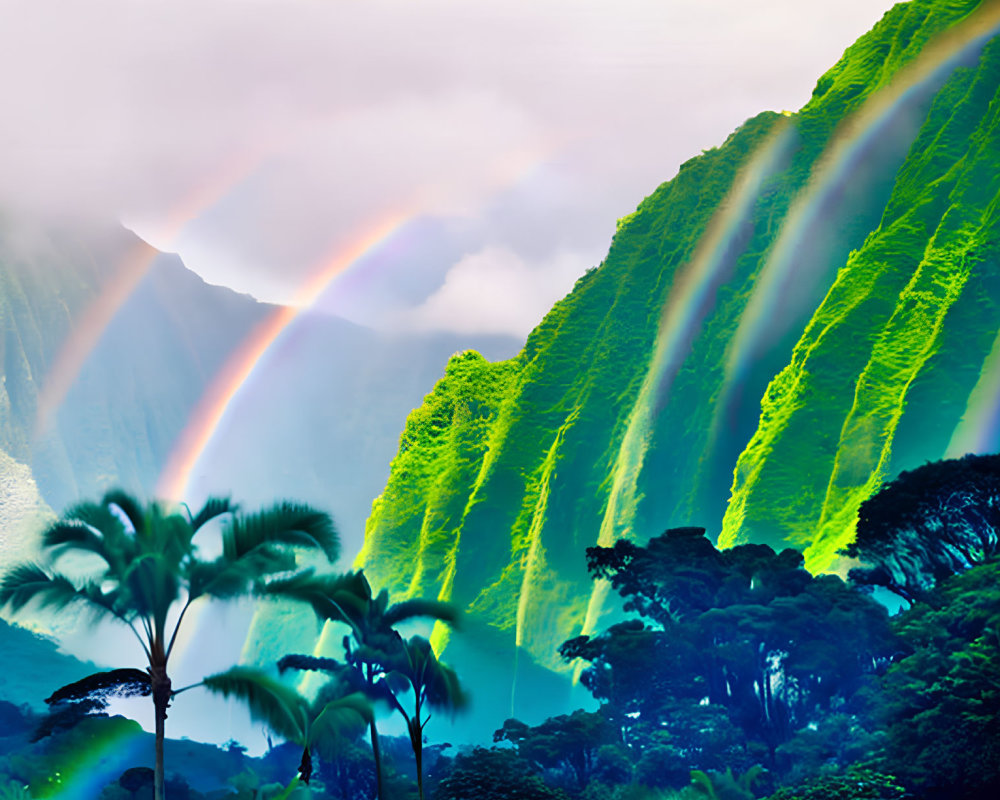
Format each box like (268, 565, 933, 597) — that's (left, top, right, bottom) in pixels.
(0, 0, 902, 339)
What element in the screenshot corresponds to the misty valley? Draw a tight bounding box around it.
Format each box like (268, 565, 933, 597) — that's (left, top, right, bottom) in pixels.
(3, 0, 1000, 799)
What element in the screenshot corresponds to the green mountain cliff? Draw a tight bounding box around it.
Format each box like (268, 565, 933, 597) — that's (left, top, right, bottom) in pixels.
(356, 0, 1000, 719)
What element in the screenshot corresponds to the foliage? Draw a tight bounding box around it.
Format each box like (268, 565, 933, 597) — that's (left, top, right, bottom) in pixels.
(845, 454, 1000, 602)
(765, 768, 905, 800)
(357, 2, 1000, 703)
(0, 489, 338, 800)
(432, 747, 570, 800)
(315, 739, 378, 800)
(870, 558, 1000, 799)
(384, 636, 466, 800)
(689, 766, 768, 800)
(565, 528, 895, 770)
(773, 714, 884, 788)
(38, 667, 151, 739)
(269, 570, 460, 800)
(202, 666, 370, 785)
(494, 710, 619, 792)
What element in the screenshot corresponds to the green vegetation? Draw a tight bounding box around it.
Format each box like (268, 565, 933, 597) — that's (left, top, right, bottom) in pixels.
(563, 528, 895, 775)
(870, 558, 1000, 798)
(0, 456, 998, 798)
(0, 490, 339, 800)
(5, 1, 1000, 796)
(202, 666, 371, 790)
(356, 0, 1000, 706)
(844, 453, 1000, 601)
(265, 570, 461, 800)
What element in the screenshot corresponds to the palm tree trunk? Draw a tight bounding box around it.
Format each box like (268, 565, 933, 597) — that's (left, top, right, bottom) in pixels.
(370, 719, 384, 800)
(409, 718, 424, 800)
(151, 666, 171, 800)
(415, 740, 424, 800)
(365, 664, 384, 800)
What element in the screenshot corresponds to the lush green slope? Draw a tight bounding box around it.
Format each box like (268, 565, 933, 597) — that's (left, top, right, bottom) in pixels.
(357, 0, 1000, 705)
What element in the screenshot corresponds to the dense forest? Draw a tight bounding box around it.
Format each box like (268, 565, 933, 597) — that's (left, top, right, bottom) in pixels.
(0, 454, 998, 799)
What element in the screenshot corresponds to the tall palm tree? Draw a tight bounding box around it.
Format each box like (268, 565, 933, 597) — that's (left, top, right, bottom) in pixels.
(0, 489, 339, 800)
(384, 635, 466, 800)
(265, 570, 459, 800)
(202, 665, 371, 795)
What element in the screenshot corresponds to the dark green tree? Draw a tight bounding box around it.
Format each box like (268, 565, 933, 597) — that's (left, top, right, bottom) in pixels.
(565, 528, 895, 769)
(844, 453, 1000, 602)
(872, 558, 1000, 799)
(0, 489, 338, 800)
(433, 747, 569, 800)
(493, 710, 619, 792)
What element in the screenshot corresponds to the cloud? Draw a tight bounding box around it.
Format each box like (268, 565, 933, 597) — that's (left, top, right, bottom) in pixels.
(402, 245, 586, 337)
(0, 0, 898, 330)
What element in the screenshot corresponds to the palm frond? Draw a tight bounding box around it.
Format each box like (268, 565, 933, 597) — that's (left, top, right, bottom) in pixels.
(277, 654, 345, 675)
(153, 511, 197, 567)
(101, 489, 147, 536)
(60, 501, 138, 574)
(392, 636, 468, 713)
(309, 692, 372, 754)
(62, 501, 125, 538)
(202, 667, 308, 744)
(0, 564, 83, 613)
(76, 580, 133, 622)
(222, 503, 339, 564)
(383, 599, 461, 628)
(262, 571, 368, 625)
(187, 557, 255, 602)
(42, 520, 112, 563)
(426, 660, 467, 712)
(189, 496, 236, 532)
(121, 554, 180, 627)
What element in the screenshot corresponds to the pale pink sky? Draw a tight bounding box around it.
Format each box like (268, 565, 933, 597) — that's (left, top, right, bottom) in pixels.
(0, 0, 900, 336)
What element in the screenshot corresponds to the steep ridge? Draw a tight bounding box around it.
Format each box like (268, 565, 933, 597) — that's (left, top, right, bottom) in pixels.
(723, 32, 1000, 567)
(0, 221, 132, 559)
(32, 252, 272, 513)
(357, 0, 1000, 721)
(0, 225, 521, 564)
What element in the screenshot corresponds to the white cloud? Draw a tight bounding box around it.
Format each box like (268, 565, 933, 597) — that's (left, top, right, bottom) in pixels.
(0, 0, 899, 328)
(402, 245, 586, 337)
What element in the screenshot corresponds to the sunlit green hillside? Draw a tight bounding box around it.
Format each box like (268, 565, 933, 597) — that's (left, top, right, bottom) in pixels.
(356, 0, 1000, 701)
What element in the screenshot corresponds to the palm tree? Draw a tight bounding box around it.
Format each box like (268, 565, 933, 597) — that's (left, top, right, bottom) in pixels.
(265, 570, 459, 800)
(277, 637, 466, 800)
(202, 666, 371, 795)
(0, 489, 339, 800)
(384, 635, 466, 800)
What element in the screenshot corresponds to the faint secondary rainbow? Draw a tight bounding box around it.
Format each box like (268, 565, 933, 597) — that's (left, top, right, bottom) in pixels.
(578, 118, 796, 640)
(155, 210, 412, 501)
(33, 145, 273, 438)
(719, 0, 1000, 403)
(946, 327, 1000, 457)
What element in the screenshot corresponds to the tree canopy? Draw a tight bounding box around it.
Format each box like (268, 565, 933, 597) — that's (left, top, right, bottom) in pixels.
(564, 528, 896, 774)
(845, 454, 1000, 602)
